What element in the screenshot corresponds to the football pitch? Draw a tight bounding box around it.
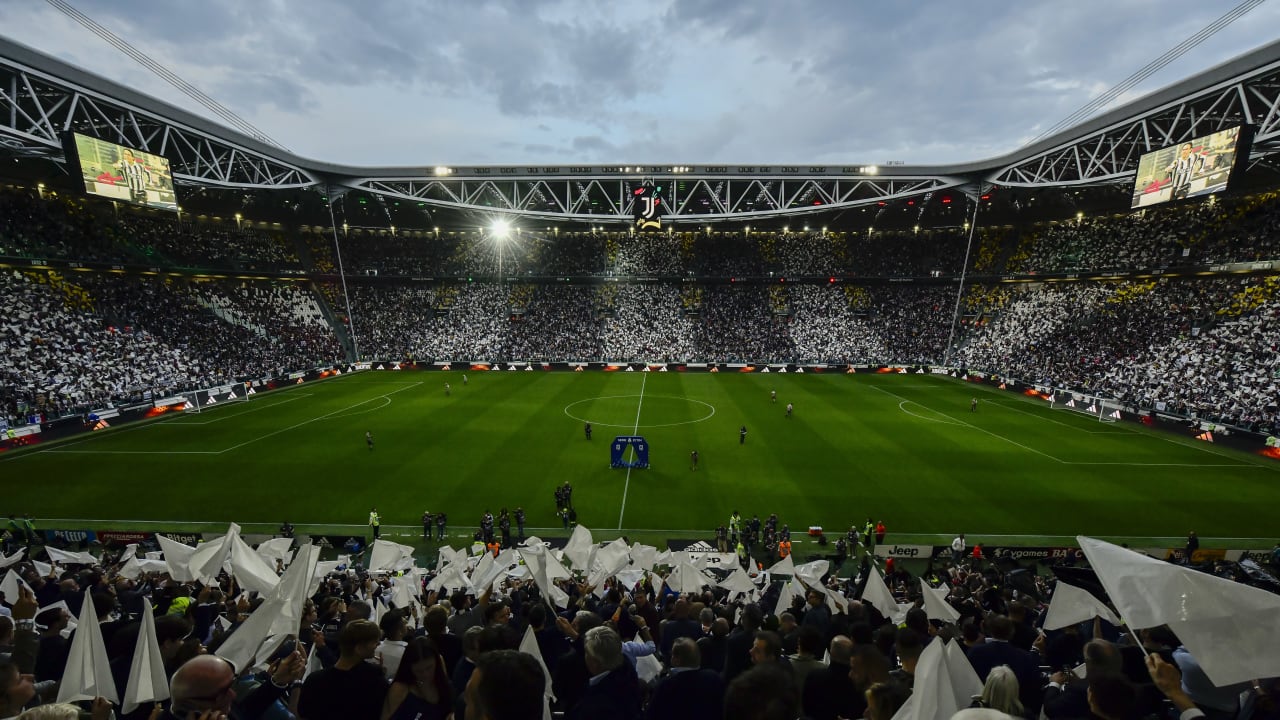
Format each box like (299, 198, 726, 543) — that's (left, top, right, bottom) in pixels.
(5, 371, 1277, 546)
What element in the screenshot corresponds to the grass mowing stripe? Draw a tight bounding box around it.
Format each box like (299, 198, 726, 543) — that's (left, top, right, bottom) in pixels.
(7, 372, 1278, 541)
(617, 372, 647, 529)
(216, 382, 421, 453)
(864, 383, 1065, 463)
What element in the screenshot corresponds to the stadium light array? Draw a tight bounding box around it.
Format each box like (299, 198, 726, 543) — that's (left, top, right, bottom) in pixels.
(491, 220, 511, 238)
(434, 166, 453, 176)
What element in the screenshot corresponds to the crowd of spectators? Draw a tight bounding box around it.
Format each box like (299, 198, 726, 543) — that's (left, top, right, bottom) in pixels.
(0, 528, 1277, 720)
(119, 215, 302, 272)
(957, 277, 1280, 433)
(9, 183, 1280, 431)
(1, 270, 342, 426)
(0, 187, 302, 272)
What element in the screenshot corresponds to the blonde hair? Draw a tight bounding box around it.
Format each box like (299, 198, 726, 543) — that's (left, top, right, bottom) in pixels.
(981, 665, 1025, 716)
(17, 704, 83, 720)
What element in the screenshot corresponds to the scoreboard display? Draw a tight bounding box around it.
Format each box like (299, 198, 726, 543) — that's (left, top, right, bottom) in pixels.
(1130, 126, 1249, 209)
(63, 132, 178, 212)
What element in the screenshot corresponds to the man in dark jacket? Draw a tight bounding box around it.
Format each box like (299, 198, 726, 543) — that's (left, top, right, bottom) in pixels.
(645, 638, 723, 720)
(567, 626, 640, 720)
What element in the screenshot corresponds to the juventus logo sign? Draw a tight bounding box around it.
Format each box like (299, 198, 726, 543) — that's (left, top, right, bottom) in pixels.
(632, 183, 662, 230)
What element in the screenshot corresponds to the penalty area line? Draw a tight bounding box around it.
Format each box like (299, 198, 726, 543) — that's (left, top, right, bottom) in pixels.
(216, 382, 421, 454)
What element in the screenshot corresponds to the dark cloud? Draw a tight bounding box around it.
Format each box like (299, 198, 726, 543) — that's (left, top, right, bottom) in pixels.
(4, 0, 1279, 166)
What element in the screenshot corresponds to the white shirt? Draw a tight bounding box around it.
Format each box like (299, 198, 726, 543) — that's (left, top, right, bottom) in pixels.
(377, 639, 408, 680)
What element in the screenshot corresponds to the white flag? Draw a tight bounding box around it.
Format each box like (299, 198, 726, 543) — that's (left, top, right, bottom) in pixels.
(563, 525, 595, 572)
(229, 532, 280, 596)
(518, 625, 555, 720)
(45, 546, 98, 565)
(860, 566, 913, 624)
(0, 548, 25, 569)
(666, 562, 712, 594)
(57, 590, 118, 703)
(766, 554, 796, 577)
(1042, 580, 1121, 631)
(1078, 535, 1280, 686)
(718, 568, 757, 594)
(368, 539, 415, 573)
(890, 639, 962, 720)
(919, 579, 960, 623)
(0, 569, 32, 605)
(156, 535, 196, 582)
(123, 603, 170, 713)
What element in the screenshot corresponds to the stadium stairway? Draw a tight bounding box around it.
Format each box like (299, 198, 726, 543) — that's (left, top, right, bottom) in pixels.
(310, 280, 356, 360)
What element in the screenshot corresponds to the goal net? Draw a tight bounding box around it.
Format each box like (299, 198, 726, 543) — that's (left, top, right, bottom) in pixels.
(1048, 390, 1123, 423)
(173, 383, 251, 413)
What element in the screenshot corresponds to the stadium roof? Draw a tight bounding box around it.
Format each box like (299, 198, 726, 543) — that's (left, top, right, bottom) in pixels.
(2, 34, 1280, 224)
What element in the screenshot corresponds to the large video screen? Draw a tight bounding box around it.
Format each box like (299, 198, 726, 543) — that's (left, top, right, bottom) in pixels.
(65, 133, 178, 211)
(1130, 126, 1243, 209)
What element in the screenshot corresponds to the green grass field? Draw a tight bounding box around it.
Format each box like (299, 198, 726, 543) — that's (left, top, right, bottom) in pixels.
(5, 371, 1277, 546)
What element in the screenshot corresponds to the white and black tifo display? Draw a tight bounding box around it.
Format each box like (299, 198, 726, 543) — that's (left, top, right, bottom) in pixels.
(62, 132, 179, 211)
(1130, 126, 1251, 209)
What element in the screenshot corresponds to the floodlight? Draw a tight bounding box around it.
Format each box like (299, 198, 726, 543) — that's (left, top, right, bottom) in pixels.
(491, 220, 511, 237)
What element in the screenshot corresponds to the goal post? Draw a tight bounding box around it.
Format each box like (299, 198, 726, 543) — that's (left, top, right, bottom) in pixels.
(182, 383, 250, 413)
(1048, 390, 1123, 423)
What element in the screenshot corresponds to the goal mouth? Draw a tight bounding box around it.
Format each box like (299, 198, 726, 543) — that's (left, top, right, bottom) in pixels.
(1051, 393, 1123, 423)
(167, 382, 251, 413)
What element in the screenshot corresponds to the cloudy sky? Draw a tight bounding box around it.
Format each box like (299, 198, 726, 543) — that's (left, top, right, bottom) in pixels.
(2, 0, 1278, 168)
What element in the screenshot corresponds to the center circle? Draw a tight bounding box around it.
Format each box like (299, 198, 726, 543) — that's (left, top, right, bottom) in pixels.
(564, 394, 717, 429)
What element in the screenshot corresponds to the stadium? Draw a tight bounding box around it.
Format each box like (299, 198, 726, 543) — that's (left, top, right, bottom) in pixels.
(2, 8, 1280, 720)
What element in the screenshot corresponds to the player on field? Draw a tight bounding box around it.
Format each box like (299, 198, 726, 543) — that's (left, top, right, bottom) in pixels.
(770, 389, 777, 403)
(584, 421, 592, 440)
(462, 374, 468, 386)
(445, 382, 451, 396)
(739, 425, 748, 444)
(970, 397, 978, 412)
(786, 402, 793, 418)
(690, 449, 699, 470)
(366, 431, 374, 451)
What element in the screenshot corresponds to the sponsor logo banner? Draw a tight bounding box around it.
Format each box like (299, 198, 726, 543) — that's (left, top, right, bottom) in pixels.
(983, 546, 1086, 562)
(44, 529, 96, 544)
(96, 530, 152, 544)
(873, 544, 935, 559)
(155, 532, 201, 546)
(668, 539, 738, 566)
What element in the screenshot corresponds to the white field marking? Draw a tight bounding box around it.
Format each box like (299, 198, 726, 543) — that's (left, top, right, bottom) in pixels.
(1113, 418, 1280, 471)
(0, 372, 352, 462)
(1063, 461, 1260, 467)
(44, 449, 222, 455)
(897, 400, 967, 426)
(950, 375, 1275, 470)
(320, 395, 392, 419)
(881, 385, 1254, 469)
(986, 399, 1128, 435)
(216, 382, 422, 454)
(311, 381, 425, 385)
(867, 384, 1066, 463)
(563, 394, 716, 429)
(617, 373, 647, 530)
(160, 393, 313, 425)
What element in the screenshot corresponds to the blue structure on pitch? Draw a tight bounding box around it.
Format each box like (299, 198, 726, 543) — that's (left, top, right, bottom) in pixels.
(611, 436, 650, 469)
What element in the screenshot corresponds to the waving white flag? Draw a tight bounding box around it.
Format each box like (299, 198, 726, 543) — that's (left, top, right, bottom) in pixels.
(123, 603, 170, 713)
(57, 590, 118, 703)
(1078, 535, 1280, 686)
